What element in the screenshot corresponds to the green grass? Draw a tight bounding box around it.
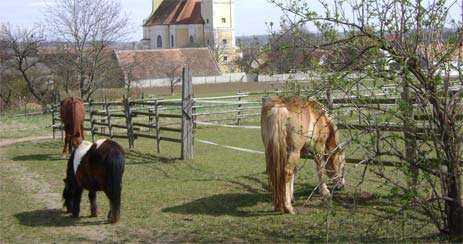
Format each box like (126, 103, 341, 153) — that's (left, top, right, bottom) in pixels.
(0, 125, 445, 243)
(0, 83, 454, 243)
(0, 114, 51, 140)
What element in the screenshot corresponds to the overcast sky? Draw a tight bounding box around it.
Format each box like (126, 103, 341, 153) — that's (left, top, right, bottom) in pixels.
(0, 0, 285, 41)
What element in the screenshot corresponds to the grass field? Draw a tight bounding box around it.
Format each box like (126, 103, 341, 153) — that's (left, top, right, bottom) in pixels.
(0, 82, 454, 243)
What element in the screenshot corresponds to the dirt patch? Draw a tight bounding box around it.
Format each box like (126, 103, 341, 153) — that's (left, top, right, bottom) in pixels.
(0, 136, 53, 148)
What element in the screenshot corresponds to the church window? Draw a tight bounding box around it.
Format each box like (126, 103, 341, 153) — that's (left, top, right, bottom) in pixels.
(171, 35, 174, 48)
(157, 35, 162, 48)
(206, 19, 209, 24)
(222, 39, 227, 45)
(190, 36, 194, 45)
(207, 40, 210, 46)
(222, 18, 226, 23)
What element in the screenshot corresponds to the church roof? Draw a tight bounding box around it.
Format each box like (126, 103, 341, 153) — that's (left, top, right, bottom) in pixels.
(144, 0, 204, 26)
(115, 48, 221, 80)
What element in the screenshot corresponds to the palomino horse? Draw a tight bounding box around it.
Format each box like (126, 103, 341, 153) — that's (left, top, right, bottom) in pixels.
(60, 97, 86, 158)
(63, 139, 125, 223)
(261, 96, 346, 214)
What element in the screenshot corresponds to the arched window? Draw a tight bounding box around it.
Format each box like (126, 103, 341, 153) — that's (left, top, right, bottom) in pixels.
(156, 35, 162, 48)
(189, 36, 194, 45)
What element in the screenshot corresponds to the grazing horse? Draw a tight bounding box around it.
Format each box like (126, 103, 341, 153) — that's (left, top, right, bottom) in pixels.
(63, 139, 125, 224)
(60, 97, 86, 158)
(261, 96, 346, 214)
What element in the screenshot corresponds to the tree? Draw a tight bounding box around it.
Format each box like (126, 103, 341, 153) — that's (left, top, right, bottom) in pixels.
(44, 0, 130, 101)
(0, 24, 52, 108)
(270, 0, 462, 238)
(235, 36, 263, 73)
(262, 24, 325, 74)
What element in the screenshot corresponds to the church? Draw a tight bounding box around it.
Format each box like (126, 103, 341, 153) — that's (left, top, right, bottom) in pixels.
(142, 0, 236, 53)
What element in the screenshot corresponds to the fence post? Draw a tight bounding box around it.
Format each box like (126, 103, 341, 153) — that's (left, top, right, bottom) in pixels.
(89, 100, 96, 142)
(237, 93, 242, 125)
(123, 96, 134, 149)
(181, 66, 193, 160)
(155, 100, 161, 153)
(52, 104, 57, 140)
(105, 97, 113, 139)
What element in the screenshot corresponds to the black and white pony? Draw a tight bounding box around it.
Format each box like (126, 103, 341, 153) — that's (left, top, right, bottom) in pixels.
(63, 139, 125, 223)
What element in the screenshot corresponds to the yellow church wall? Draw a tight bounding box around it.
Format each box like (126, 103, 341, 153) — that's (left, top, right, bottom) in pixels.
(175, 28, 189, 48)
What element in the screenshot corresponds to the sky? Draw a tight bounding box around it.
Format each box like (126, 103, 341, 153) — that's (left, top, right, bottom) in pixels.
(1, 0, 461, 41)
(0, 0, 285, 41)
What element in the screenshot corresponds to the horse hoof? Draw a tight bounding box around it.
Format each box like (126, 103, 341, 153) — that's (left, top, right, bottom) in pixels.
(91, 208, 100, 217)
(335, 184, 345, 190)
(284, 207, 296, 214)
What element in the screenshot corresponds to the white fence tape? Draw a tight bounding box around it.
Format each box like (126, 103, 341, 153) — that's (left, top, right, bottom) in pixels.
(195, 138, 264, 155)
(195, 121, 261, 129)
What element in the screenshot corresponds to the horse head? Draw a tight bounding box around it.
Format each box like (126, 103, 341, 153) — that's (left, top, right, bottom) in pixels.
(62, 177, 73, 213)
(325, 144, 346, 190)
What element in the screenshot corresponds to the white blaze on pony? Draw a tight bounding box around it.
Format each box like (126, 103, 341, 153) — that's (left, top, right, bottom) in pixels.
(73, 139, 107, 174)
(261, 96, 346, 214)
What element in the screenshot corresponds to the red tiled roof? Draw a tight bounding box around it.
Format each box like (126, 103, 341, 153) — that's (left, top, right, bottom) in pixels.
(144, 0, 204, 26)
(115, 48, 221, 80)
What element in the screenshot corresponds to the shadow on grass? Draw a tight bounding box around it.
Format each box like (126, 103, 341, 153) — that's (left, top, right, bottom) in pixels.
(14, 208, 106, 227)
(125, 150, 178, 165)
(12, 154, 62, 162)
(162, 193, 276, 217)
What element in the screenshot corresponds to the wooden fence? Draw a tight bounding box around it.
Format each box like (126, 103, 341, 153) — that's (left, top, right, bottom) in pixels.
(51, 68, 193, 160)
(51, 75, 461, 163)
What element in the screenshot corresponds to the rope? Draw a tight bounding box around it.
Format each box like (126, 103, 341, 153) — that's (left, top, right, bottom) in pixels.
(195, 121, 261, 129)
(195, 138, 264, 155)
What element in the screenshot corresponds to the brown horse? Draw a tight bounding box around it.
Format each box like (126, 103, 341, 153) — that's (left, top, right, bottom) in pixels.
(261, 96, 346, 214)
(60, 97, 85, 158)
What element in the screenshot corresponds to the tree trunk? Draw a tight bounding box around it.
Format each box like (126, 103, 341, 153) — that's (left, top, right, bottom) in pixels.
(446, 160, 462, 237)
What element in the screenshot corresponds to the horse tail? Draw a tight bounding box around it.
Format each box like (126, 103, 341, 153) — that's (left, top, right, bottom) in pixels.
(261, 103, 288, 211)
(106, 141, 125, 223)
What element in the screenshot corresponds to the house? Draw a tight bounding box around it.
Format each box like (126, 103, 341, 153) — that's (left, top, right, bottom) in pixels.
(115, 48, 221, 87)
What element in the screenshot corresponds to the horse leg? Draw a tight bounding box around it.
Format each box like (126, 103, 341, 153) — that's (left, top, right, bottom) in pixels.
(290, 167, 297, 203)
(315, 154, 330, 201)
(71, 187, 83, 218)
(104, 191, 121, 224)
(61, 133, 70, 158)
(284, 152, 299, 214)
(88, 191, 100, 217)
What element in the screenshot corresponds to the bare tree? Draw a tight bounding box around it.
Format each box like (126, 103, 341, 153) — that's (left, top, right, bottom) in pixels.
(270, 0, 462, 238)
(0, 24, 52, 107)
(44, 0, 130, 101)
(164, 61, 182, 96)
(235, 37, 263, 73)
(117, 53, 144, 97)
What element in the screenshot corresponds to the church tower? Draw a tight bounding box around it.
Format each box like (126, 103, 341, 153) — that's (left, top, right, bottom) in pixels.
(201, 0, 236, 49)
